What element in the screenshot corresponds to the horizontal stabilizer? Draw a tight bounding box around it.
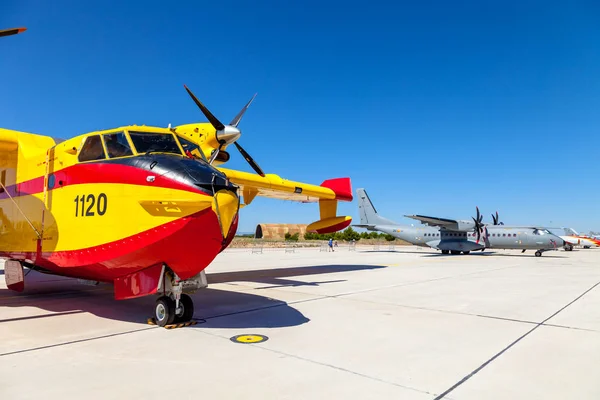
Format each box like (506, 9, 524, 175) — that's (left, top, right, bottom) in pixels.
(352, 224, 376, 229)
(307, 216, 352, 234)
(320, 178, 353, 202)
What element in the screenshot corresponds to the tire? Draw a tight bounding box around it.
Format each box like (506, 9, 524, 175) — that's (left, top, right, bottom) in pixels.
(175, 294, 195, 323)
(463, 251, 470, 255)
(450, 250, 461, 255)
(441, 250, 450, 255)
(535, 251, 542, 257)
(155, 296, 176, 327)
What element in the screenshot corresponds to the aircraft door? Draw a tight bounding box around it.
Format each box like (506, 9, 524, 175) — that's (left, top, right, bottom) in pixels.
(415, 228, 422, 244)
(515, 231, 528, 248)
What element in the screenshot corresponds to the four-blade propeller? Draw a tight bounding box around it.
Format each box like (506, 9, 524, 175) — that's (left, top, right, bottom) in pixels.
(491, 211, 503, 225)
(183, 85, 265, 177)
(472, 206, 485, 242)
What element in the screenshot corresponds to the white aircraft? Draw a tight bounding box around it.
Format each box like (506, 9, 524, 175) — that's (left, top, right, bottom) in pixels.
(550, 228, 600, 251)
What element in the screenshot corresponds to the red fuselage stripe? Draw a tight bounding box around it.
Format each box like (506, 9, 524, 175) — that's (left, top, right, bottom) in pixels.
(0, 162, 207, 200)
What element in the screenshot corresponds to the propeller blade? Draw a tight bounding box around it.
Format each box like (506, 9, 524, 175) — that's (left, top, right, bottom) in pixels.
(183, 85, 225, 131)
(229, 93, 257, 127)
(234, 142, 265, 177)
(208, 142, 225, 165)
(208, 148, 220, 164)
(0, 27, 26, 38)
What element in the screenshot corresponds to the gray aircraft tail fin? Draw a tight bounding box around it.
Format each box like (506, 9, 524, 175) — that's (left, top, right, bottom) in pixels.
(356, 188, 397, 226)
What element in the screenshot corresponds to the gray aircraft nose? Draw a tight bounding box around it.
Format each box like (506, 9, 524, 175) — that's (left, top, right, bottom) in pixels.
(549, 235, 563, 248)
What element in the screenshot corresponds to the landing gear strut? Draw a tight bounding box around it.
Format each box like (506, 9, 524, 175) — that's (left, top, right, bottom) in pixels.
(153, 265, 207, 327)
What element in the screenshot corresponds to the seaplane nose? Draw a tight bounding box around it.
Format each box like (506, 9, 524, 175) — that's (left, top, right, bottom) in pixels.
(217, 126, 241, 144)
(212, 188, 239, 239)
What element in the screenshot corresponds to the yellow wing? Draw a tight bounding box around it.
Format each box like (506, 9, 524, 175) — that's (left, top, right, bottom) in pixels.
(217, 167, 354, 234)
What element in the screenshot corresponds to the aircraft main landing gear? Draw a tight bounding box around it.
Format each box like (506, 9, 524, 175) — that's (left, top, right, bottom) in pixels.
(441, 250, 450, 254)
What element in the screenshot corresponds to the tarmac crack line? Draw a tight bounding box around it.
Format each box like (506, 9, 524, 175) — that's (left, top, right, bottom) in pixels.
(192, 327, 435, 397)
(0, 327, 158, 357)
(278, 264, 523, 300)
(432, 279, 600, 400)
(337, 296, 600, 333)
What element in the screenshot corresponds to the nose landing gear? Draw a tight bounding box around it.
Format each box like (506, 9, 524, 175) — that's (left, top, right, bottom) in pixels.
(152, 266, 207, 327)
(154, 293, 195, 327)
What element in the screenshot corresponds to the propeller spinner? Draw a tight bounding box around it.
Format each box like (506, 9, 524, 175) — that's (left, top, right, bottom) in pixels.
(183, 85, 264, 177)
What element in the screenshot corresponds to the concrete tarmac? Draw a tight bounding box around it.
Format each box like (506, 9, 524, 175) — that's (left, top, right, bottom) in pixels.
(1, 245, 599, 399)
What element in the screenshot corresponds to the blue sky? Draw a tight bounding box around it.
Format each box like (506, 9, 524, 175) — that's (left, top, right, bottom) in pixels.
(2, 1, 600, 233)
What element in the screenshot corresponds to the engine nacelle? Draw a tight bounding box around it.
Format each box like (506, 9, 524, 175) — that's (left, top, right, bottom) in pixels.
(454, 220, 476, 232)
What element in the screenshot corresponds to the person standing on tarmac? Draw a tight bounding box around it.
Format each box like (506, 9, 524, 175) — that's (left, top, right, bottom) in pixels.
(328, 238, 334, 252)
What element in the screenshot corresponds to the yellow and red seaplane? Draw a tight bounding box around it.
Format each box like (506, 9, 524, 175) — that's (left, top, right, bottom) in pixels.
(0, 85, 352, 326)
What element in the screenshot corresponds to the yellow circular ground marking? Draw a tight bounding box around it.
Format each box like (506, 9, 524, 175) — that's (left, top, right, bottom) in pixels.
(230, 334, 269, 344)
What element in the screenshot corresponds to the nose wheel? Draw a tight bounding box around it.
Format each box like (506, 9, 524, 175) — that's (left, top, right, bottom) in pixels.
(175, 293, 195, 323)
(535, 250, 542, 257)
(155, 296, 176, 327)
(154, 294, 195, 327)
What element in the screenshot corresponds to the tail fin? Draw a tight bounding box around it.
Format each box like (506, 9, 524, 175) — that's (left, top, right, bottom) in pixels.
(356, 188, 397, 226)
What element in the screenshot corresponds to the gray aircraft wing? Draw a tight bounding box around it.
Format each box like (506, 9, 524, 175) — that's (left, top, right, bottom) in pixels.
(404, 214, 463, 230)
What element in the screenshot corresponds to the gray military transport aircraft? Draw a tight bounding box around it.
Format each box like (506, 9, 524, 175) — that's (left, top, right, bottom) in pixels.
(353, 188, 565, 257)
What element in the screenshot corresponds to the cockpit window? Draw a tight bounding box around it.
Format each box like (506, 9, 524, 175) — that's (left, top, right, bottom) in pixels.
(128, 131, 183, 155)
(178, 136, 208, 162)
(103, 131, 133, 158)
(78, 135, 106, 162)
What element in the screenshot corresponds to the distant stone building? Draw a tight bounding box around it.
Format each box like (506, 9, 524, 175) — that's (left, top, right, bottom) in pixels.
(255, 223, 308, 240)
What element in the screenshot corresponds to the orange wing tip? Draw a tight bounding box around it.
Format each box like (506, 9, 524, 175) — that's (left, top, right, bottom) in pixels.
(320, 177, 353, 202)
(307, 216, 352, 234)
(0, 27, 27, 37)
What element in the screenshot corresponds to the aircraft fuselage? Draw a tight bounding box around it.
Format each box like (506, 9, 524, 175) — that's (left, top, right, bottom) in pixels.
(365, 224, 562, 251)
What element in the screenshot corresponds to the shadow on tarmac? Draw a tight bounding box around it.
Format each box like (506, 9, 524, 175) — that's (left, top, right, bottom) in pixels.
(0, 264, 386, 329)
(420, 251, 567, 258)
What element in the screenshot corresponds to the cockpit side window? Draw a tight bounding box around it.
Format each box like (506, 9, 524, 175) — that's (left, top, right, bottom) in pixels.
(103, 131, 133, 158)
(78, 135, 106, 162)
(178, 136, 208, 162)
